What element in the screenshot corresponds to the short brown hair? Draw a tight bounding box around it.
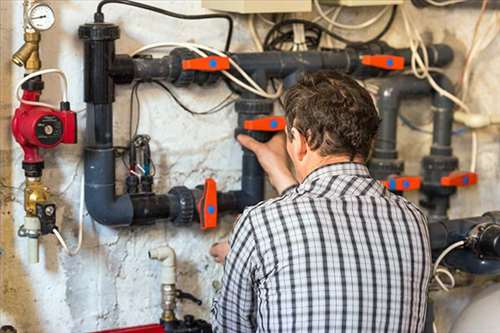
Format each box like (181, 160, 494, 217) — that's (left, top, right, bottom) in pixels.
(283, 70, 380, 159)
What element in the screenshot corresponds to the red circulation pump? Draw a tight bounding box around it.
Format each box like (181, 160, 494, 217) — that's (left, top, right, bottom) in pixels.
(12, 86, 77, 166)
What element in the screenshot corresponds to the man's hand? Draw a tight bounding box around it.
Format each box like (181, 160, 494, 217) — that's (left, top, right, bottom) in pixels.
(210, 240, 230, 264)
(237, 133, 298, 194)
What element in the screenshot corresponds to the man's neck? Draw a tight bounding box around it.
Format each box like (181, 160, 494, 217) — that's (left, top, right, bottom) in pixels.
(303, 154, 365, 180)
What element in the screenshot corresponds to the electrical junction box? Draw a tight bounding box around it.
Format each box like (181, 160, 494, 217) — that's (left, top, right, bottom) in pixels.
(202, 0, 311, 13)
(319, 0, 403, 6)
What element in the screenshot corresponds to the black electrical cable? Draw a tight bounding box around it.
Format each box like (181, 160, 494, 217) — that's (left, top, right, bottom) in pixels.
(263, 6, 397, 50)
(149, 80, 236, 116)
(95, 0, 234, 52)
(128, 79, 236, 144)
(129, 80, 143, 142)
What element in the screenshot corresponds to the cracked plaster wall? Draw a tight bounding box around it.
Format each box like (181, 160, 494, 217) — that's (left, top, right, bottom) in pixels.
(0, 1, 499, 332)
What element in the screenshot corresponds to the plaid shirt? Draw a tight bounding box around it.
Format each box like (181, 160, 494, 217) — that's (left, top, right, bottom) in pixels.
(212, 163, 431, 333)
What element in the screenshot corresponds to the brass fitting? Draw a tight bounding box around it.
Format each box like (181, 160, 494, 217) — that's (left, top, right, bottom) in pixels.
(24, 177, 49, 216)
(12, 31, 41, 71)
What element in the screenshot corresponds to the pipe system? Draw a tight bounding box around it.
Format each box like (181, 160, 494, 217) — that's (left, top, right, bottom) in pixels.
(368, 74, 469, 221)
(78, 14, 454, 227)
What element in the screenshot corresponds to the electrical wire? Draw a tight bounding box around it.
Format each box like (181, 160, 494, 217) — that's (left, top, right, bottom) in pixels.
(132, 42, 283, 99)
(314, 0, 391, 30)
(433, 240, 466, 292)
(263, 7, 397, 49)
(53, 174, 85, 257)
(128, 79, 237, 142)
(129, 80, 142, 141)
(15, 69, 68, 109)
(95, 0, 233, 52)
(249, 14, 264, 52)
(149, 80, 236, 115)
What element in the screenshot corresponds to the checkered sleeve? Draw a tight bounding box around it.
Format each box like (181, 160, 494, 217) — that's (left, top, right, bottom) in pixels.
(212, 211, 258, 333)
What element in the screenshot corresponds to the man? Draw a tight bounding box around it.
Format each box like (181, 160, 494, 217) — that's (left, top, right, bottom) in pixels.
(211, 71, 431, 332)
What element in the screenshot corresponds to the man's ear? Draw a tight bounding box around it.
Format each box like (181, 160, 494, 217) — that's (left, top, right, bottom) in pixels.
(290, 127, 308, 162)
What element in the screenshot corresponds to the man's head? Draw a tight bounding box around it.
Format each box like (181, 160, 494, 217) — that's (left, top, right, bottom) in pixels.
(283, 70, 380, 181)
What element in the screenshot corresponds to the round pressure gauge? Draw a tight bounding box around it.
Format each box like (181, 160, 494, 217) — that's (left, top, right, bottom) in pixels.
(28, 3, 55, 31)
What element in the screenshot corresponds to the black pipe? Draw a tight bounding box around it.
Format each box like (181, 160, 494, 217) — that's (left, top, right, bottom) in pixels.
(428, 211, 500, 275)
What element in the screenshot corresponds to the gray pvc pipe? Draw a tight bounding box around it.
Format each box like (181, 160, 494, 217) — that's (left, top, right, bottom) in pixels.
(85, 147, 134, 226)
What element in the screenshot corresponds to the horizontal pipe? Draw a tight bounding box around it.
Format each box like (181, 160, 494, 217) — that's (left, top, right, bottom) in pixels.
(429, 211, 500, 275)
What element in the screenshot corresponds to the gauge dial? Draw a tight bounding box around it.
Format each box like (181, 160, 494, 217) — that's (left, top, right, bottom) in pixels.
(28, 3, 55, 31)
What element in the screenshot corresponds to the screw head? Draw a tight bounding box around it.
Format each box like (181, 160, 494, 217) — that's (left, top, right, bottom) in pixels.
(44, 206, 55, 216)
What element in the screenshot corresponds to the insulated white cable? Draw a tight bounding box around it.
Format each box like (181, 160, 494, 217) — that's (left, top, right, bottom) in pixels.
(314, 0, 391, 30)
(433, 240, 466, 292)
(249, 15, 264, 52)
(319, 7, 342, 49)
(132, 42, 283, 99)
(15, 68, 68, 109)
(425, 0, 467, 6)
(53, 174, 85, 257)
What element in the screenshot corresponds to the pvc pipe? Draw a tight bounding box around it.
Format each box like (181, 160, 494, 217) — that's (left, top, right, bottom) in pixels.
(24, 216, 40, 264)
(149, 246, 176, 286)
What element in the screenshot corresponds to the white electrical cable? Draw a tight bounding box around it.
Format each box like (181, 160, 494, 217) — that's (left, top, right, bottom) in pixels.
(53, 174, 85, 257)
(425, 0, 467, 6)
(15, 68, 68, 109)
(319, 6, 342, 49)
(433, 240, 466, 292)
(132, 42, 283, 99)
(249, 14, 264, 52)
(314, 0, 391, 30)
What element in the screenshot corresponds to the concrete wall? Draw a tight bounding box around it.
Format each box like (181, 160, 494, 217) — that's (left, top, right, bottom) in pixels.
(0, 1, 498, 332)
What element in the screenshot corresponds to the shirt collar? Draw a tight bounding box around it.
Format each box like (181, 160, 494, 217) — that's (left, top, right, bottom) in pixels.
(302, 162, 371, 185)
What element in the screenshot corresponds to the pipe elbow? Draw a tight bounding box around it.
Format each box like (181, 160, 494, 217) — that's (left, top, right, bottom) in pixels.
(85, 189, 134, 226)
(149, 246, 176, 285)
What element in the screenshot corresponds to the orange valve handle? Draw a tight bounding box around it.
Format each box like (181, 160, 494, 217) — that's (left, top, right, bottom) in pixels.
(197, 178, 218, 230)
(441, 171, 478, 187)
(182, 56, 230, 72)
(382, 176, 421, 191)
(243, 116, 286, 132)
(361, 55, 405, 71)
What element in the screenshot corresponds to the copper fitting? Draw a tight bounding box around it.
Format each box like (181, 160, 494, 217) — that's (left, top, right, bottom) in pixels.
(24, 177, 49, 216)
(12, 31, 41, 70)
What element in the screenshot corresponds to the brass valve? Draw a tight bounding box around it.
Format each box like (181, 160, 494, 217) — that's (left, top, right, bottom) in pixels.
(24, 177, 49, 216)
(12, 31, 41, 71)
